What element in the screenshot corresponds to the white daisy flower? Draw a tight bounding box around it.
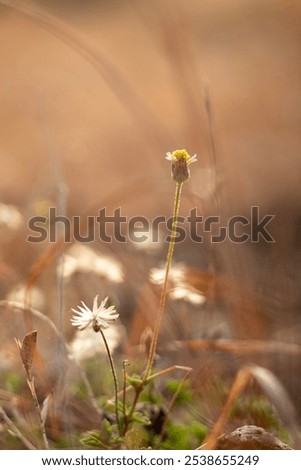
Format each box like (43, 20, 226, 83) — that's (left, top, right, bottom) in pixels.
(71, 295, 119, 332)
(166, 150, 197, 165)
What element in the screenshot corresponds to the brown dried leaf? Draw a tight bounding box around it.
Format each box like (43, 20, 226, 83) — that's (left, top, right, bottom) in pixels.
(15, 330, 38, 378)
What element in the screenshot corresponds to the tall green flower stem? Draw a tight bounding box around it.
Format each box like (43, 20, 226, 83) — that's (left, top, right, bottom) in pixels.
(124, 150, 197, 434)
(99, 329, 122, 436)
(144, 181, 183, 380)
(143, 148, 197, 381)
(124, 182, 183, 432)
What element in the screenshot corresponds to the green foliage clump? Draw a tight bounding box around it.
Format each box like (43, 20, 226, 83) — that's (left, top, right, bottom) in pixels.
(160, 421, 207, 450)
(231, 394, 281, 429)
(230, 393, 292, 445)
(2, 371, 25, 394)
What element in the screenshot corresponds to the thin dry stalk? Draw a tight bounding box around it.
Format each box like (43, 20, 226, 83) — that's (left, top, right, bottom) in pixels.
(179, 338, 301, 356)
(38, 93, 68, 334)
(122, 360, 129, 433)
(0, 405, 36, 450)
(112, 365, 192, 401)
(98, 328, 121, 437)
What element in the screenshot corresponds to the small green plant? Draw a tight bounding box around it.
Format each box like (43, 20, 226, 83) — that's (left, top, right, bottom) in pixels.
(81, 375, 207, 450)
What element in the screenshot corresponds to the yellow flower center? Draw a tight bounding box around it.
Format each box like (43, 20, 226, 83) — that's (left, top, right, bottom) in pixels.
(171, 149, 191, 161)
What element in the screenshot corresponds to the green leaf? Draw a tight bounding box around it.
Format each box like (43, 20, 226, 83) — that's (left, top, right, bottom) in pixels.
(132, 411, 151, 425)
(81, 431, 107, 449)
(127, 375, 144, 389)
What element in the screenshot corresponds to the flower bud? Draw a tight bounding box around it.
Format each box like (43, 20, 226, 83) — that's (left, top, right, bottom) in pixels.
(166, 149, 197, 183)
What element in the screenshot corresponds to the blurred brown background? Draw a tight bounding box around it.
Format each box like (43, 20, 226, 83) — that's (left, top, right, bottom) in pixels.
(0, 0, 301, 428)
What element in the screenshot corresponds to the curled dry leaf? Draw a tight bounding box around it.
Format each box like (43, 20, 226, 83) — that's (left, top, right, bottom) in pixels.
(41, 393, 52, 426)
(15, 330, 38, 379)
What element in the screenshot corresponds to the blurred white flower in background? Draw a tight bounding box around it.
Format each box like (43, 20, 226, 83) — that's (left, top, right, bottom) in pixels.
(69, 323, 124, 362)
(150, 264, 206, 306)
(60, 244, 124, 283)
(0, 202, 23, 230)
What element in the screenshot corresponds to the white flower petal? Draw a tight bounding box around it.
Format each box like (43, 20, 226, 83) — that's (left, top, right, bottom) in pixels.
(71, 316, 92, 330)
(98, 296, 108, 310)
(165, 152, 177, 163)
(80, 301, 91, 311)
(187, 154, 197, 165)
(72, 305, 89, 315)
(92, 295, 99, 312)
